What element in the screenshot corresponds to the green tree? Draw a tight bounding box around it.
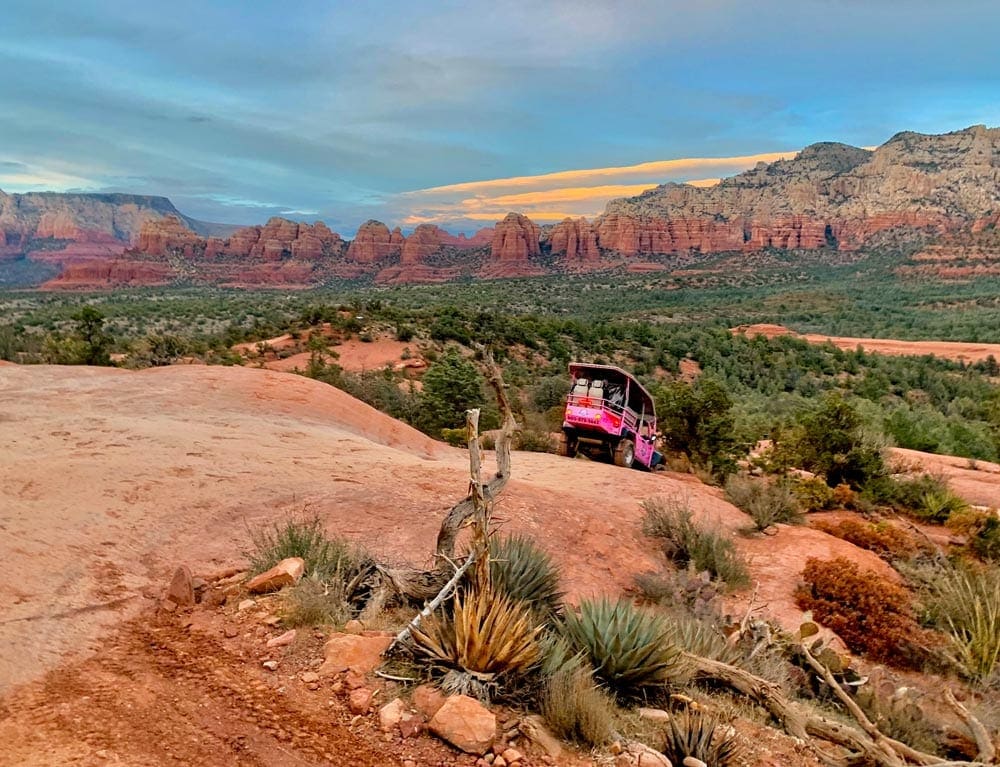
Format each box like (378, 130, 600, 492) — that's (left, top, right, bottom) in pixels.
(655, 376, 742, 476)
(416, 347, 487, 434)
(72, 306, 113, 366)
(790, 393, 885, 488)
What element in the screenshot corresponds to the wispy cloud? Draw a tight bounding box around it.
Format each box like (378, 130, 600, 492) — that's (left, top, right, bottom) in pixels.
(393, 151, 798, 227)
(0, 159, 100, 193)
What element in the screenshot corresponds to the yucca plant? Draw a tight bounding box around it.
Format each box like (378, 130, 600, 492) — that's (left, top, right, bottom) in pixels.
(410, 581, 543, 694)
(935, 569, 1000, 684)
(563, 598, 680, 699)
(490, 534, 563, 618)
(661, 708, 742, 767)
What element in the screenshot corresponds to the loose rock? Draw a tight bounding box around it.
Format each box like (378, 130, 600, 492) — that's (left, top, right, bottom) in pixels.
(237, 599, 255, 611)
(412, 684, 447, 718)
(636, 749, 672, 767)
(318, 633, 392, 676)
(245, 557, 305, 594)
(501, 747, 523, 764)
(399, 713, 424, 738)
(379, 698, 407, 732)
(266, 629, 297, 648)
(166, 565, 195, 607)
(429, 694, 496, 755)
(343, 619, 364, 634)
(638, 707, 671, 723)
(349, 687, 374, 715)
(301, 671, 320, 683)
(261, 660, 278, 671)
(519, 715, 562, 758)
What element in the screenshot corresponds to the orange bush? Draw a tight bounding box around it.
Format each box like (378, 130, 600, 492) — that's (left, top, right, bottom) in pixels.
(812, 518, 917, 561)
(794, 557, 927, 668)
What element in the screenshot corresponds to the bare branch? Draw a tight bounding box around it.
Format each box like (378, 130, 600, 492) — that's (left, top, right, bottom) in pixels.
(944, 688, 996, 765)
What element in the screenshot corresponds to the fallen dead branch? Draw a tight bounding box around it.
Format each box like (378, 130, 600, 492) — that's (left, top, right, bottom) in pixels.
(687, 650, 994, 767)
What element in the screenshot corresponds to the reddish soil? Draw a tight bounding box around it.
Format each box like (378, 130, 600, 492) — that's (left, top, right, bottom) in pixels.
(234, 331, 423, 375)
(736, 323, 1000, 364)
(3, 363, 990, 765)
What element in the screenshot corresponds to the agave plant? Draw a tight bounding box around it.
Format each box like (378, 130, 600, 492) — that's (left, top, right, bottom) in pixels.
(489, 534, 564, 618)
(410, 582, 543, 682)
(661, 708, 742, 767)
(562, 598, 680, 699)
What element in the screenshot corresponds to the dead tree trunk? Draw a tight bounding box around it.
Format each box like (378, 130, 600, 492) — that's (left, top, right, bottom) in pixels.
(358, 348, 518, 624)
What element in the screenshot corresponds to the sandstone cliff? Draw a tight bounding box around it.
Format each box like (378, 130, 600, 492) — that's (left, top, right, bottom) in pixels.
(546, 217, 600, 262)
(597, 125, 999, 255)
(0, 191, 231, 251)
(7, 124, 1000, 288)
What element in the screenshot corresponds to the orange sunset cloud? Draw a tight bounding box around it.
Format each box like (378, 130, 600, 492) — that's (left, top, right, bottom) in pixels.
(394, 150, 798, 226)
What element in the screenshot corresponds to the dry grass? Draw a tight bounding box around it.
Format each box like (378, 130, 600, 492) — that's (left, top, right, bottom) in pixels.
(540, 668, 617, 748)
(642, 496, 750, 588)
(279, 574, 352, 627)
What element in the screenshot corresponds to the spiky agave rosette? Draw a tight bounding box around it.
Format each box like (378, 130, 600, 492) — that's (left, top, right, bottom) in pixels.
(562, 597, 681, 700)
(409, 576, 544, 698)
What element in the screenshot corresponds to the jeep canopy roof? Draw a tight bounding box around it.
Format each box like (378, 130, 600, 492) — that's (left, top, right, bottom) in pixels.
(568, 362, 656, 418)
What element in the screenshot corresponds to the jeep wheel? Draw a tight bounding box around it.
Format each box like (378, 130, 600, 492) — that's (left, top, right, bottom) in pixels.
(613, 439, 635, 468)
(556, 432, 577, 458)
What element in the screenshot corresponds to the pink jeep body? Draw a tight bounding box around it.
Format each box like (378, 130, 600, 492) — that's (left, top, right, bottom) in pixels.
(558, 362, 662, 470)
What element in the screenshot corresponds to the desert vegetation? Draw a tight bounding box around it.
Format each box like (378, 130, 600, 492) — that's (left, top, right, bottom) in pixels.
(228, 356, 999, 766)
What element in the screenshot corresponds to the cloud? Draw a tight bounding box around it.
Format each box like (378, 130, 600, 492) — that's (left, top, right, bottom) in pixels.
(391, 151, 797, 227)
(0, 159, 100, 193)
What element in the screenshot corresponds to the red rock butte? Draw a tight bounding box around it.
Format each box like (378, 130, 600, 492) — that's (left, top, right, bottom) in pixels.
(2, 125, 998, 288)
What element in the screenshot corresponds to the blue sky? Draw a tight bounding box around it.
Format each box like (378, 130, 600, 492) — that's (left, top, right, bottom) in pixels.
(1, 0, 998, 234)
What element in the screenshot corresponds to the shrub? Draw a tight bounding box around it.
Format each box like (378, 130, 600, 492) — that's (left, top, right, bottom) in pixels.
(777, 393, 886, 488)
(415, 348, 489, 433)
(642, 497, 750, 588)
(724, 474, 803, 531)
(947, 508, 1000, 562)
(562, 598, 680, 700)
(72, 305, 113, 366)
(440, 427, 467, 447)
(664, 610, 741, 666)
(246, 517, 365, 582)
(811, 518, 918, 561)
(794, 557, 928, 668)
(634, 567, 723, 619)
(788, 476, 836, 512)
(489, 534, 563, 618)
(540, 668, 617, 748)
(661, 708, 742, 767)
(516, 430, 554, 453)
(855, 685, 942, 757)
(863, 473, 966, 523)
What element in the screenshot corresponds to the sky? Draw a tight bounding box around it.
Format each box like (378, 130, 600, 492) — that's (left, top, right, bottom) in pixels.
(1, 0, 998, 235)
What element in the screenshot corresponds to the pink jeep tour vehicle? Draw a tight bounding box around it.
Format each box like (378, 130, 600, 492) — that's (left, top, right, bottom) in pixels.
(557, 362, 663, 470)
